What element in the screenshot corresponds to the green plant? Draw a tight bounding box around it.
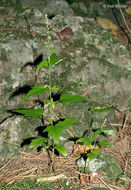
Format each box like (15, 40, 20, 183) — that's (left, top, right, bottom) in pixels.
(13, 14, 89, 169)
(12, 14, 117, 172)
(76, 119, 117, 161)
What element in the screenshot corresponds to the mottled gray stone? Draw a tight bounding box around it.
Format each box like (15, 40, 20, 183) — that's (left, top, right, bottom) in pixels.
(0, 0, 130, 161)
(76, 151, 122, 178)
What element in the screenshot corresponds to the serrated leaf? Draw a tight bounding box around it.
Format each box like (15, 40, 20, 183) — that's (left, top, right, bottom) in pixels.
(88, 105, 117, 112)
(52, 87, 60, 91)
(91, 149, 101, 154)
(102, 129, 117, 137)
(87, 149, 101, 161)
(76, 138, 92, 146)
(99, 140, 114, 147)
(36, 60, 49, 71)
(44, 118, 75, 144)
(22, 85, 50, 101)
(91, 130, 101, 142)
(60, 93, 89, 104)
(87, 152, 96, 161)
(55, 145, 67, 156)
(49, 53, 58, 66)
(36, 53, 58, 71)
(36, 53, 62, 72)
(13, 108, 44, 118)
(45, 99, 51, 103)
(30, 137, 47, 148)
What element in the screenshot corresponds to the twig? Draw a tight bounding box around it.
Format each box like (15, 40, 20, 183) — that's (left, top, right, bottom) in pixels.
(57, 83, 66, 94)
(108, 123, 123, 127)
(81, 88, 90, 97)
(119, 177, 131, 182)
(120, 107, 131, 112)
(110, 184, 125, 189)
(98, 177, 113, 190)
(0, 27, 24, 31)
(0, 138, 19, 146)
(124, 157, 128, 173)
(67, 129, 75, 138)
(7, 174, 36, 185)
(36, 174, 66, 183)
(51, 109, 59, 120)
(117, 0, 131, 34)
(123, 112, 129, 129)
(16, 167, 37, 176)
(0, 158, 17, 172)
(20, 151, 38, 157)
(55, 106, 65, 118)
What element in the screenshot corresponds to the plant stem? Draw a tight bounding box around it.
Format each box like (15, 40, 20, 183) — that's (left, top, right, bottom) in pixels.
(48, 55, 53, 126)
(45, 14, 53, 127)
(45, 14, 55, 173)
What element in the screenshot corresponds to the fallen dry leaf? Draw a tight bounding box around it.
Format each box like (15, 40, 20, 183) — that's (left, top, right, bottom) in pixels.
(96, 17, 118, 37)
(89, 173, 94, 183)
(56, 27, 75, 41)
(73, 143, 99, 157)
(80, 174, 87, 186)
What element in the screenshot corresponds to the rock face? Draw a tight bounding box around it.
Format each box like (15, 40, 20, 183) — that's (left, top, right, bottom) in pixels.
(0, 0, 131, 162)
(76, 151, 122, 178)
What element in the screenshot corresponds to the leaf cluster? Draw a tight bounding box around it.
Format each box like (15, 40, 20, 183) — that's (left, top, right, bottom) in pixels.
(13, 14, 117, 160)
(13, 49, 91, 156)
(76, 119, 117, 161)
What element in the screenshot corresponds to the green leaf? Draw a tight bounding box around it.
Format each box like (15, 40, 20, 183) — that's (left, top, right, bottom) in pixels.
(49, 53, 58, 66)
(76, 138, 92, 146)
(37, 53, 62, 71)
(60, 93, 89, 104)
(49, 48, 55, 52)
(88, 105, 117, 112)
(87, 152, 96, 161)
(45, 99, 51, 103)
(87, 149, 101, 161)
(102, 129, 117, 137)
(22, 85, 50, 101)
(44, 118, 75, 144)
(30, 137, 48, 148)
(91, 149, 101, 154)
(13, 108, 44, 118)
(36, 60, 49, 71)
(42, 147, 46, 152)
(99, 140, 114, 147)
(52, 87, 60, 91)
(101, 119, 107, 128)
(55, 145, 67, 156)
(91, 130, 101, 142)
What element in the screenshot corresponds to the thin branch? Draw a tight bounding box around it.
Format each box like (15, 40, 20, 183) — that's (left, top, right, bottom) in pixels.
(117, 0, 131, 34)
(98, 177, 113, 190)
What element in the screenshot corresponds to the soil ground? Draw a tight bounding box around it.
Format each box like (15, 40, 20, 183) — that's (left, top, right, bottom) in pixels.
(0, 109, 130, 189)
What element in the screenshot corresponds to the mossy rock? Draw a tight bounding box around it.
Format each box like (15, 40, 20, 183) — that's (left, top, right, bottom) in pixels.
(76, 151, 122, 178)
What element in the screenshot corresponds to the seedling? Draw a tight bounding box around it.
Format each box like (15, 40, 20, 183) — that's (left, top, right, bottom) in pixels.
(76, 119, 117, 161)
